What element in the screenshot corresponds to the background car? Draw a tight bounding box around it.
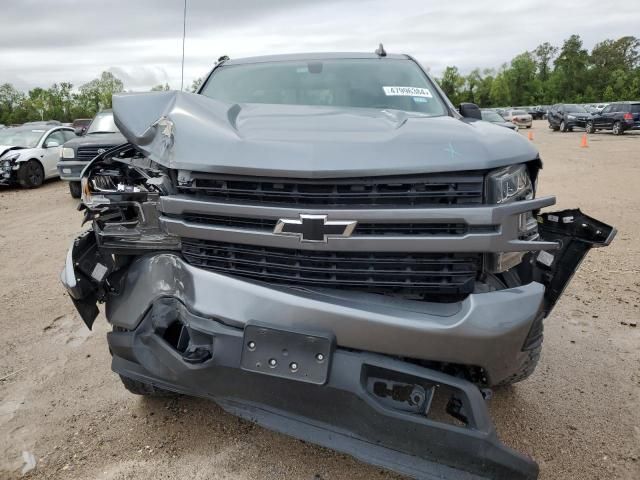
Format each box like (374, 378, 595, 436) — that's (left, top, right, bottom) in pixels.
(0, 122, 75, 188)
(503, 109, 532, 128)
(585, 101, 640, 135)
(547, 104, 591, 132)
(481, 109, 518, 130)
(58, 110, 125, 197)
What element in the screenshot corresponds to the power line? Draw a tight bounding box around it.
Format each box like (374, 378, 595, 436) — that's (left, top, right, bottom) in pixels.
(180, 0, 187, 91)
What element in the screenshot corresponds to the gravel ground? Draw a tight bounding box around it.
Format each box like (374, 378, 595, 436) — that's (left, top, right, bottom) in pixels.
(0, 121, 639, 480)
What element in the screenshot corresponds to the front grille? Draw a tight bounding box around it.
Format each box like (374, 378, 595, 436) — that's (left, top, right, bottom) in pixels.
(179, 214, 475, 236)
(177, 172, 484, 207)
(181, 239, 481, 296)
(76, 145, 113, 161)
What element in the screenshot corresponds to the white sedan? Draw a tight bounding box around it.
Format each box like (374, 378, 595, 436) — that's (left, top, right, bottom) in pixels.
(0, 122, 76, 188)
(503, 109, 533, 128)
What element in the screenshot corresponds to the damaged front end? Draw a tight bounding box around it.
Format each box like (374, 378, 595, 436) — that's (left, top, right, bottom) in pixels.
(60, 91, 616, 480)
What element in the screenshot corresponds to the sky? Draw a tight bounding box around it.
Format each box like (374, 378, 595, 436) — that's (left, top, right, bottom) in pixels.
(1, 0, 638, 92)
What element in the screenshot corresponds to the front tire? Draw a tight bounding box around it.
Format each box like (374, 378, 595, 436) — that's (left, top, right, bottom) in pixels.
(560, 120, 567, 132)
(17, 160, 44, 188)
(119, 375, 175, 396)
(68, 181, 82, 198)
(585, 121, 595, 134)
(612, 121, 624, 135)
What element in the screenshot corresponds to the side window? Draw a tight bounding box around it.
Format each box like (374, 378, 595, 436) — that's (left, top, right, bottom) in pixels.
(610, 104, 621, 113)
(601, 105, 612, 114)
(44, 130, 65, 147)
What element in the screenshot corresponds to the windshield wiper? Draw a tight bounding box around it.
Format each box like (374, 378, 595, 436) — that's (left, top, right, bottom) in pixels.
(88, 131, 117, 134)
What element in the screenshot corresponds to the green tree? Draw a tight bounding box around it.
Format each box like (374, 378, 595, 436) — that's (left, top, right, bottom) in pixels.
(0, 83, 25, 125)
(489, 68, 511, 106)
(190, 77, 203, 93)
(533, 42, 558, 82)
(79, 71, 124, 113)
(553, 34, 589, 102)
(438, 66, 465, 105)
(506, 52, 539, 105)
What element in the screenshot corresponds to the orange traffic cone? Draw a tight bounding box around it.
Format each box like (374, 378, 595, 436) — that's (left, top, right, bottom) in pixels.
(580, 133, 588, 148)
(527, 131, 534, 141)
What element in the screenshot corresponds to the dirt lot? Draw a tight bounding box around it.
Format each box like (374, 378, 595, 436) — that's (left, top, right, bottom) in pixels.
(1, 121, 639, 480)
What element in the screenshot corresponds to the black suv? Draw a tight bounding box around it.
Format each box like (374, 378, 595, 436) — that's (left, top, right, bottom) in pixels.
(585, 101, 640, 135)
(547, 104, 591, 132)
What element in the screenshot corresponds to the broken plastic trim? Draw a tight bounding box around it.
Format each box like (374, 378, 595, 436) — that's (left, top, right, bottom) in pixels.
(535, 209, 616, 315)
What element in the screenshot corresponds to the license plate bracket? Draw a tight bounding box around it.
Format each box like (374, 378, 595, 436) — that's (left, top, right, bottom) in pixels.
(240, 324, 333, 385)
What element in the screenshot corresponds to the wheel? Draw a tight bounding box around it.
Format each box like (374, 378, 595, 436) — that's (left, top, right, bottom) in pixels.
(119, 375, 175, 396)
(585, 121, 595, 134)
(495, 311, 544, 386)
(560, 120, 567, 132)
(496, 341, 542, 386)
(68, 181, 82, 198)
(612, 121, 624, 135)
(17, 160, 44, 188)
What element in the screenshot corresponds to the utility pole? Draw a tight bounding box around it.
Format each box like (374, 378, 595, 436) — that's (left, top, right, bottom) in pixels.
(181, 0, 187, 91)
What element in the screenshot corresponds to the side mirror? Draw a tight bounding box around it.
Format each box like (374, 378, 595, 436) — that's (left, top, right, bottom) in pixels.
(45, 140, 60, 148)
(74, 128, 84, 136)
(459, 103, 482, 120)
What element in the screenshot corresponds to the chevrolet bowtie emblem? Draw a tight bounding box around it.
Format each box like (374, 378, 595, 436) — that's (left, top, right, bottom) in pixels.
(274, 215, 357, 243)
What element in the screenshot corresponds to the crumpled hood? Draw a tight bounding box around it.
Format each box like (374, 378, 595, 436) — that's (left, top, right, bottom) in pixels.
(112, 91, 539, 178)
(0, 145, 25, 159)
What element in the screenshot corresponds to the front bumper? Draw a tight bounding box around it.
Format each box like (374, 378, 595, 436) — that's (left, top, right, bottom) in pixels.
(57, 160, 89, 181)
(63, 250, 546, 386)
(565, 118, 588, 128)
(107, 296, 538, 480)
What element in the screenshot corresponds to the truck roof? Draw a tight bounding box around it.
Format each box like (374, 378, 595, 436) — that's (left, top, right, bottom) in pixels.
(224, 52, 410, 66)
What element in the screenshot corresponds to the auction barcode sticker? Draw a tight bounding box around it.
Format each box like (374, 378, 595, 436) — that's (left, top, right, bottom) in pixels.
(383, 86, 433, 97)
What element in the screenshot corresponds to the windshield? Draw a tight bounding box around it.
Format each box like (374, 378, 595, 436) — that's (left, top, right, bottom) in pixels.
(0, 128, 45, 148)
(87, 112, 119, 134)
(481, 111, 505, 122)
(200, 59, 448, 116)
(565, 104, 587, 113)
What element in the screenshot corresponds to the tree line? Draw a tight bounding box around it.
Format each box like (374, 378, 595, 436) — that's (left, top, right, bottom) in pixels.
(0, 74, 203, 126)
(437, 34, 640, 107)
(1, 34, 638, 125)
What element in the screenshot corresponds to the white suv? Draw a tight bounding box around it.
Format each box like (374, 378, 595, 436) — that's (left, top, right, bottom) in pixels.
(0, 122, 76, 188)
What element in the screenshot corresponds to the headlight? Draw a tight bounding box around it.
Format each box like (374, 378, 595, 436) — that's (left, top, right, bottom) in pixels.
(2, 152, 20, 163)
(567, 115, 576, 120)
(487, 164, 533, 204)
(62, 147, 75, 159)
(487, 164, 537, 273)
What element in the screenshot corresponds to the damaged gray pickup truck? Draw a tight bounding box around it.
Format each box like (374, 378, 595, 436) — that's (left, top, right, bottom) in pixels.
(61, 51, 615, 480)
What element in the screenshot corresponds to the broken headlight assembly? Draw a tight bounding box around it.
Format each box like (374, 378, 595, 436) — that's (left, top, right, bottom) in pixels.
(81, 147, 180, 252)
(487, 164, 538, 273)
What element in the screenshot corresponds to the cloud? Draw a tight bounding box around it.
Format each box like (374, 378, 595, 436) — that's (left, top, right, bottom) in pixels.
(0, 0, 638, 91)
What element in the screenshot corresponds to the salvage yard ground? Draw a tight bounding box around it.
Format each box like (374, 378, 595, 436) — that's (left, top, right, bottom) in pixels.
(0, 121, 639, 480)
